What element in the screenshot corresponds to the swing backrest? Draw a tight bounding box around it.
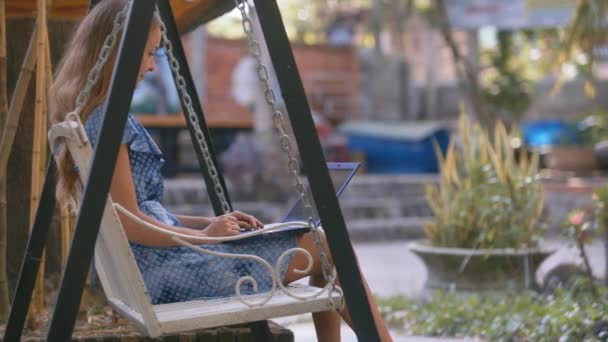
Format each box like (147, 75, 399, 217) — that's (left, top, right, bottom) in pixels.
(48, 120, 341, 338)
(48, 120, 162, 336)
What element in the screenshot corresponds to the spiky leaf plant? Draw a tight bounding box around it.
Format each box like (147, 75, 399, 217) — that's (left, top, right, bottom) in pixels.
(425, 114, 544, 249)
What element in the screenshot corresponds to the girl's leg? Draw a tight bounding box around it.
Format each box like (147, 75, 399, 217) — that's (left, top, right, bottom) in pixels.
(283, 232, 393, 342)
(284, 232, 341, 342)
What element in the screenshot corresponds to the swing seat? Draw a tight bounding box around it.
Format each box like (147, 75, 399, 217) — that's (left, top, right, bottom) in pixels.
(49, 120, 341, 337)
(113, 284, 335, 334)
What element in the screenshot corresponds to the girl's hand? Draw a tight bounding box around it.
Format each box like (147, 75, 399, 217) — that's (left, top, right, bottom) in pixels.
(225, 211, 264, 230)
(201, 215, 241, 237)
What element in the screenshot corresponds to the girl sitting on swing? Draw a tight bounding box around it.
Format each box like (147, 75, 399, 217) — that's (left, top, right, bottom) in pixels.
(50, 0, 392, 341)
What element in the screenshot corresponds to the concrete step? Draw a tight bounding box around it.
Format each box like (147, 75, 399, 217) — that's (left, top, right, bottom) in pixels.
(163, 175, 435, 215)
(166, 200, 428, 242)
(339, 197, 431, 219)
(163, 174, 438, 205)
(345, 217, 428, 242)
(162, 175, 433, 242)
(167, 197, 431, 224)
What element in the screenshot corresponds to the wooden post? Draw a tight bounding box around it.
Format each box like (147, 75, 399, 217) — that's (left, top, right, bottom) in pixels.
(0, 0, 9, 321)
(60, 204, 76, 265)
(0, 0, 6, 128)
(0, 25, 38, 170)
(28, 0, 48, 324)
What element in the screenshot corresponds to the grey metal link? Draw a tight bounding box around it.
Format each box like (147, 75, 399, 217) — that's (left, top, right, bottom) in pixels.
(232, 0, 340, 308)
(66, 1, 231, 215)
(69, 1, 131, 121)
(156, 7, 231, 214)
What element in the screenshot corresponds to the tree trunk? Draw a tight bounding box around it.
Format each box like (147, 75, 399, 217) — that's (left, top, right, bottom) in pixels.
(434, 0, 492, 128)
(425, 31, 438, 120)
(371, 0, 383, 55)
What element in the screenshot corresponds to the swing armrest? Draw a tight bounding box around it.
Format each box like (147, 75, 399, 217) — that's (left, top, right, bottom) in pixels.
(48, 121, 89, 154)
(113, 203, 308, 244)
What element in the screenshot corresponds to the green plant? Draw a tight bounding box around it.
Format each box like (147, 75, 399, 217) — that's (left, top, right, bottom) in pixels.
(568, 183, 608, 288)
(552, 0, 608, 97)
(425, 114, 545, 249)
(576, 108, 608, 146)
(481, 31, 533, 124)
(379, 289, 608, 341)
(564, 209, 598, 295)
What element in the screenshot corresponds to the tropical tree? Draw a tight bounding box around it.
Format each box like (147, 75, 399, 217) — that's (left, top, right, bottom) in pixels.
(554, 0, 608, 97)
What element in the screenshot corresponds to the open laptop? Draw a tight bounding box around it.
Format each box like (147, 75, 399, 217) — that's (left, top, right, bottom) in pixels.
(243, 162, 360, 234)
(282, 162, 360, 223)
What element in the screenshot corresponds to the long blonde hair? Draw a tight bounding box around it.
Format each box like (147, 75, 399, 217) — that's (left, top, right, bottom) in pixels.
(50, 0, 159, 206)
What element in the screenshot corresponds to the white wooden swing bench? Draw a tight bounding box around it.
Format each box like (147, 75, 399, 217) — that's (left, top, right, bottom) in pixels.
(42, 0, 347, 337)
(48, 120, 342, 337)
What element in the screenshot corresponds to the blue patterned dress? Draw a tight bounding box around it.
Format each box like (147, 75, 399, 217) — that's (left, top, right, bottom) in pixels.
(84, 107, 299, 304)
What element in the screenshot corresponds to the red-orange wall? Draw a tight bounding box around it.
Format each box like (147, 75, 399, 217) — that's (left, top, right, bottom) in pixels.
(201, 37, 360, 127)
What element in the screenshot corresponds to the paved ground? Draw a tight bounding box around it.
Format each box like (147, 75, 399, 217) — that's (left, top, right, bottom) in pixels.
(274, 239, 606, 341)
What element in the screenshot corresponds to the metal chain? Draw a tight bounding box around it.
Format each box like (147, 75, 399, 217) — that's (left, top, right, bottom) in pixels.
(64, 1, 232, 214)
(156, 7, 231, 214)
(232, 0, 340, 307)
(68, 1, 131, 121)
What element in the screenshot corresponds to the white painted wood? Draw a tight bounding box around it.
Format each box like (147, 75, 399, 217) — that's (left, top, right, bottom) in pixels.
(155, 284, 340, 334)
(49, 122, 162, 337)
(48, 121, 342, 338)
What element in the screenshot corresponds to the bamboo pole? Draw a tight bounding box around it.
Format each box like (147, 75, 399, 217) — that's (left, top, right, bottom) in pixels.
(0, 176, 7, 321)
(28, 0, 48, 323)
(0, 22, 37, 326)
(0, 23, 39, 322)
(0, 25, 38, 172)
(60, 205, 70, 264)
(0, 0, 8, 321)
(0, 0, 6, 131)
(60, 201, 76, 267)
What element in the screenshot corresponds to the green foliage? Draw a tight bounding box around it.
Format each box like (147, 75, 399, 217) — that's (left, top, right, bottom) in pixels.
(207, 0, 376, 44)
(380, 289, 608, 341)
(553, 0, 608, 97)
(481, 32, 533, 124)
(594, 184, 608, 229)
(576, 108, 608, 146)
(425, 114, 545, 249)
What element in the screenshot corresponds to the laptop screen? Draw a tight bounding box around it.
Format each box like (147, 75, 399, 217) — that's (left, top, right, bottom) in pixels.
(282, 163, 359, 223)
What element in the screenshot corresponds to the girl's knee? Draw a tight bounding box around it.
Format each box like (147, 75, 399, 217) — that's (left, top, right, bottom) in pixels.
(301, 230, 334, 271)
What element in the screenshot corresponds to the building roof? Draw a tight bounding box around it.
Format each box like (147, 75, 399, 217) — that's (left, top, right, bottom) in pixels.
(6, 0, 234, 33)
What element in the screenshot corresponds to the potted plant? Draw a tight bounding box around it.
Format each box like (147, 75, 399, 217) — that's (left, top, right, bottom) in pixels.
(539, 108, 608, 172)
(409, 114, 555, 291)
(577, 108, 608, 170)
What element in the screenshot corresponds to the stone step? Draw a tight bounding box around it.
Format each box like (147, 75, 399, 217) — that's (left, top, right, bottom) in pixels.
(167, 196, 432, 223)
(162, 175, 434, 242)
(165, 201, 428, 242)
(163, 174, 438, 205)
(163, 174, 436, 212)
(339, 197, 431, 219)
(345, 217, 428, 242)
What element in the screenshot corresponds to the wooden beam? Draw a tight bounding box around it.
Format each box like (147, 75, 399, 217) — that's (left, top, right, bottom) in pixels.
(5, 0, 236, 32)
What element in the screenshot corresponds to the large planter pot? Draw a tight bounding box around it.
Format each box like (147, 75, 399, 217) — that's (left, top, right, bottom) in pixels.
(594, 140, 608, 169)
(408, 240, 556, 291)
(542, 146, 597, 172)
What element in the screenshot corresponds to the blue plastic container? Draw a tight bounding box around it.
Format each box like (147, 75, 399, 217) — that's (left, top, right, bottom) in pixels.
(340, 121, 450, 173)
(520, 119, 580, 147)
